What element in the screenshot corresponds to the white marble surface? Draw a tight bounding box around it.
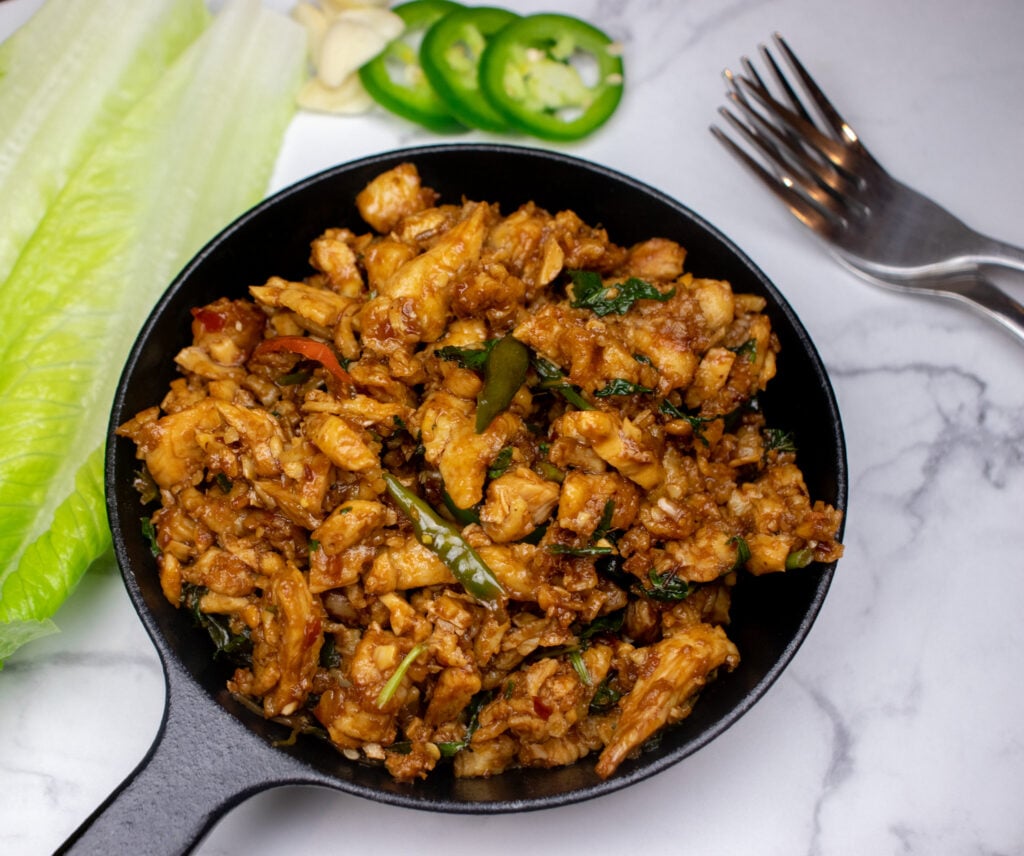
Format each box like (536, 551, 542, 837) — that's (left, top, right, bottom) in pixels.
(3, 0, 1024, 853)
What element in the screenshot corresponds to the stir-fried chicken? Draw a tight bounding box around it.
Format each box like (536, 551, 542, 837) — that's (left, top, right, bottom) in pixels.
(117, 162, 843, 783)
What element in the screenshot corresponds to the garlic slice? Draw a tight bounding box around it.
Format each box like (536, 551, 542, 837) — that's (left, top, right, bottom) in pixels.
(291, 1, 404, 114)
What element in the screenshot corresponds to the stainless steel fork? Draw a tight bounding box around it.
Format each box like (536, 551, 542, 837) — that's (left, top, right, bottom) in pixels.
(710, 33, 1024, 343)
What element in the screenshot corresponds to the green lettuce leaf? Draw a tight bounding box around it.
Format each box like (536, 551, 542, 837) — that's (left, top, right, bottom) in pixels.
(0, 0, 209, 290)
(0, 446, 107, 661)
(0, 0, 306, 666)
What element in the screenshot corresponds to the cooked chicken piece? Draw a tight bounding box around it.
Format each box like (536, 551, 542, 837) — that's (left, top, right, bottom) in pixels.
(691, 277, 736, 334)
(250, 276, 359, 331)
(482, 202, 560, 295)
(450, 261, 528, 330)
(658, 525, 741, 583)
(661, 583, 734, 634)
(196, 591, 259, 628)
(309, 228, 365, 294)
(595, 624, 739, 778)
(480, 467, 560, 543)
(312, 500, 389, 554)
(425, 666, 482, 728)
(214, 401, 285, 479)
(364, 536, 456, 594)
(174, 345, 247, 382)
(129, 398, 222, 489)
(302, 389, 413, 432)
(373, 202, 487, 338)
(157, 552, 184, 605)
(416, 390, 523, 509)
(684, 346, 737, 410)
(359, 203, 488, 375)
(313, 625, 413, 747)
(514, 303, 640, 393)
(416, 389, 475, 460)
(361, 237, 418, 293)
(250, 438, 332, 530)
(621, 237, 686, 281)
(551, 208, 627, 272)
(304, 412, 379, 472)
(347, 356, 418, 405)
(441, 411, 523, 510)
(377, 591, 433, 640)
(728, 422, 765, 468)
(188, 297, 266, 366)
(474, 543, 543, 600)
(453, 734, 518, 777)
(394, 203, 461, 245)
(229, 562, 326, 718)
(355, 162, 439, 234)
(309, 543, 376, 593)
(556, 470, 639, 537)
(184, 546, 256, 597)
(385, 740, 443, 781)
(157, 379, 208, 414)
(556, 410, 664, 490)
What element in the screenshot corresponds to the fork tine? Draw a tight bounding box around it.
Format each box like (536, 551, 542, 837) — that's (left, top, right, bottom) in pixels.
(718, 98, 851, 221)
(732, 71, 860, 175)
(756, 41, 818, 129)
(709, 121, 840, 237)
(770, 32, 875, 161)
(722, 89, 853, 200)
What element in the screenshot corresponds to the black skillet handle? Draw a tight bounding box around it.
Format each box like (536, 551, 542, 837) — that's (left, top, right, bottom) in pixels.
(54, 656, 314, 855)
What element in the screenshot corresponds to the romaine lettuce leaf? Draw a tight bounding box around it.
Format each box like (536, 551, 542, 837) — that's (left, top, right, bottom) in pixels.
(0, 0, 209, 290)
(0, 0, 306, 666)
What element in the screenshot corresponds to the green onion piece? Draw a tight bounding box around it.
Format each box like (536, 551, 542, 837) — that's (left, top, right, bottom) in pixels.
(729, 535, 751, 571)
(376, 642, 428, 709)
(547, 544, 614, 556)
(569, 648, 592, 686)
(786, 547, 815, 569)
(141, 517, 160, 557)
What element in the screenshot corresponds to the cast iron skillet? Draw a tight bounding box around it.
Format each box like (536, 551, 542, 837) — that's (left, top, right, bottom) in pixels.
(63, 143, 846, 854)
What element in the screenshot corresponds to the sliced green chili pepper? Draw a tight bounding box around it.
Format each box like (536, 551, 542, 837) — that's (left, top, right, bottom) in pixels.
(420, 5, 520, 132)
(441, 484, 480, 525)
(358, 0, 468, 134)
(478, 13, 624, 141)
(383, 473, 504, 602)
(476, 334, 529, 433)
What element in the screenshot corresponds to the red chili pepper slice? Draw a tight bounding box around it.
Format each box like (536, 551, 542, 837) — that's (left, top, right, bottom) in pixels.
(252, 336, 353, 386)
(191, 306, 226, 332)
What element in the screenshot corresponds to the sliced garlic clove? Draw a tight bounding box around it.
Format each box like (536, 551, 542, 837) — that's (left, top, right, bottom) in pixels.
(297, 73, 375, 115)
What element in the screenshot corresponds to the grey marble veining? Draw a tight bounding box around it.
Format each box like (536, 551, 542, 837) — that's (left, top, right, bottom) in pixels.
(2, 0, 1023, 854)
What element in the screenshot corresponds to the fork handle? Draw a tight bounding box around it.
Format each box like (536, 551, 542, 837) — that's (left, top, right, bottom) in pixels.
(947, 275, 1024, 343)
(974, 235, 1024, 274)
